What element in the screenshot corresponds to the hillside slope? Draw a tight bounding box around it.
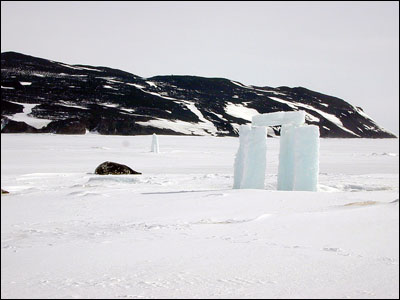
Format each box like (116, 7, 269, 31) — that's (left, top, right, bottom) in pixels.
(1, 51, 396, 138)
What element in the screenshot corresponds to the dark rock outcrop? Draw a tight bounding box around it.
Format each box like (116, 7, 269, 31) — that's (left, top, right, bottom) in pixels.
(1, 117, 39, 133)
(1, 189, 10, 194)
(1, 51, 397, 138)
(94, 161, 141, 175)
(42, 118, 87, 134)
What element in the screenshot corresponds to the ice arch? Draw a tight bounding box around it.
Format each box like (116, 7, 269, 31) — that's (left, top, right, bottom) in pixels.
(233, 111, 320, 191)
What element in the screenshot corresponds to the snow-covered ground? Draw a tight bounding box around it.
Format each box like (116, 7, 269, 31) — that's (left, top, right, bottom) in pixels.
(1, 134, 399, 299)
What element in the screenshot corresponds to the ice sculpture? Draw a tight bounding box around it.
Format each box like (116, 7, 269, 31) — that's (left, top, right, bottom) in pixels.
(240, 126, 267, 189)
(292, 125, 320, 191)
(151, 133, 159, 153)
(277, 124, 297, 191)
(252, 111, 305, 127)
(233, 125, 252, 189)
(233, 110, 320, 191)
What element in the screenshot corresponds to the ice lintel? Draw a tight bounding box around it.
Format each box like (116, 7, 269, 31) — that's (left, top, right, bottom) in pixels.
(252, 111, 306, 127)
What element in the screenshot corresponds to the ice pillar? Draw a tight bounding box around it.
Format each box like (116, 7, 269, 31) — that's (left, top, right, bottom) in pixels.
(151, 133, 159, 153)
(277, 124, 296, 191)
(233, 124, 252, 189)
(277, 124, 320, 191)
(240, 126, 267, 189)
(292, 125, 320, 191)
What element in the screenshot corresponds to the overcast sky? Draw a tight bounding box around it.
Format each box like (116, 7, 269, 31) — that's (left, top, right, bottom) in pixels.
(1, 1, 399, 134)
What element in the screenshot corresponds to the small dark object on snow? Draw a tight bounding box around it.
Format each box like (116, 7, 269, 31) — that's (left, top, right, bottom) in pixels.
(1, 189, 10, 194)
(95, 161, 141, 175)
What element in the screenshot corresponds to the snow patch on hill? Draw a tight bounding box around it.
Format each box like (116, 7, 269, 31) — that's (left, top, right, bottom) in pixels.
(6, 102, 53, 129)
(225, 102, 259, 121)
(268, 96, 360, 137)
(136, 118, 211, 135)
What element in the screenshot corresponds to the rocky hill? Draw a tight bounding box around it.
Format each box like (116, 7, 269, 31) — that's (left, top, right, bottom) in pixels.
(1, 51, 396, 138)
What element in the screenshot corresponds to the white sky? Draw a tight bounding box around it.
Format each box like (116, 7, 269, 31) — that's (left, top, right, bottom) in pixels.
(1, 1, 399, 134)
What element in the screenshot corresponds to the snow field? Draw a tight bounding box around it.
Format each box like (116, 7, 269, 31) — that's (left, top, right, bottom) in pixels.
(1, 134, 399, 299)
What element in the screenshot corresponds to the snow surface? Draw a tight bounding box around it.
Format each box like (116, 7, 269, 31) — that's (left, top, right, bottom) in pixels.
(103, 85, 118, 90)
(267, 96, 360, 137)
(6, 102, 53, 129)
(1, 134, 399, 299)
(57, 101, 89, 110)
(136, 99, 218, 135)
(257, 89, 287, 96)
(126, 83, 146, 89)
(225, 102, 259, 121)
(32, 73, 45, 77)
(136, 117, 217, 136)
(230, 80, 252, 89)
(145, 81, 157, 88)
(182, 101, 218, 135)
(58, 63, 102, 72)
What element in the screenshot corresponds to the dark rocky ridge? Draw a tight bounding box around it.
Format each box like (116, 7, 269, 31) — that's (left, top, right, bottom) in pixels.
(1, 51, 396, 138)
